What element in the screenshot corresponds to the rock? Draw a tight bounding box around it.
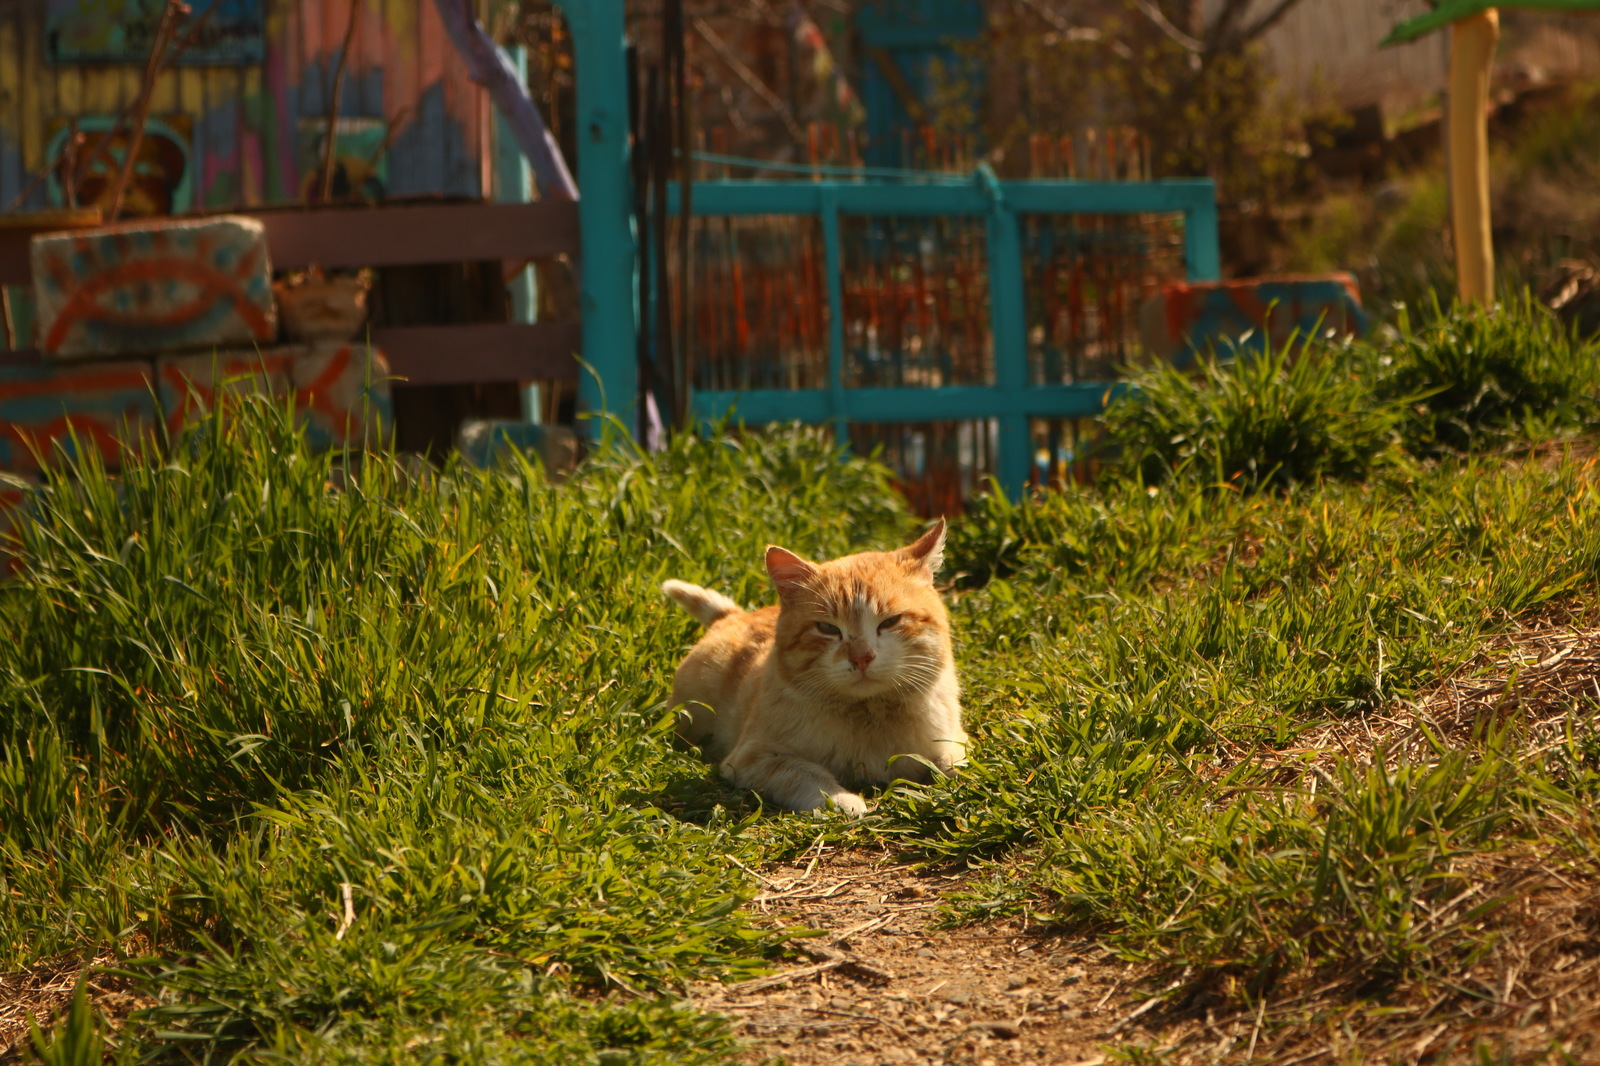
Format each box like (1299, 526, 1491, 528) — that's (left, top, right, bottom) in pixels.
(32, 215, 276, 359)
(291, 341, 393, 451)
(939, 985, 973, 1006)
(0, 358, 157, 472)
(274, 270, 371, 342)
(455, 419, 578, 478)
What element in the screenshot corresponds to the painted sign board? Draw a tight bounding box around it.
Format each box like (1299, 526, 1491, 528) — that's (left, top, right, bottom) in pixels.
(46, 0, 264, 65)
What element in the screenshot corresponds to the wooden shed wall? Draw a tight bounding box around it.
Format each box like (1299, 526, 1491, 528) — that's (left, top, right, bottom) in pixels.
(1201, 0, 1446, 114)
(1227, 0, 1600, 115)
(0, 0, 493, 212)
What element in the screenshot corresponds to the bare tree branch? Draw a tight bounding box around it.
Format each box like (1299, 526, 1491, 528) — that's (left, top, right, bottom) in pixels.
(1127, 0, 1203, 52)
(1011, 0, 1104, 42)
(1202, 0, 1250, 51)
(1136, 0, 1309, 58)
(692, 15, 807, 144)
(1235, 0, 1306, 48)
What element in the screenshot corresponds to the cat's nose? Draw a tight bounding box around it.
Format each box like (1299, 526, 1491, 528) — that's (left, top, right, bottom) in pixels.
(848, 646, 876, 671)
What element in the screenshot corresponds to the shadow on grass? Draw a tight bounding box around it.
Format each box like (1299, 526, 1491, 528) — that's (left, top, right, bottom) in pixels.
(625, 770, 765, 826)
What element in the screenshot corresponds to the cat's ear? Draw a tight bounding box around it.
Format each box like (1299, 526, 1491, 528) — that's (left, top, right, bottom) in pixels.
(900, 518, 946, 580)
(766, 546, 818, 601)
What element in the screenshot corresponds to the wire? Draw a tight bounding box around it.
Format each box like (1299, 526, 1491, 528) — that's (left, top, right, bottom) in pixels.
(684, 149, 977, 183)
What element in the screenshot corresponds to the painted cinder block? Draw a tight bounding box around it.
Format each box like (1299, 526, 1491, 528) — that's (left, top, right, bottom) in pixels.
(32, 215, 277, 359)
(0, 359, 157, 473)
(156, 347, 299, 436)
(1138, 274, 1370, 367)
(290, 341, 394, 450)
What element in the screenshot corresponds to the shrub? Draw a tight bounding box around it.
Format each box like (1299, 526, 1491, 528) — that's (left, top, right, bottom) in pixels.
(1376, 293, 1600, 455)
(1101, 332, 1404, 491)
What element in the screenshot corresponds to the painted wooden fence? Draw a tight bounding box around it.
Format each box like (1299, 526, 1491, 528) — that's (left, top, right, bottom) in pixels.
(0, 0, 637, 442)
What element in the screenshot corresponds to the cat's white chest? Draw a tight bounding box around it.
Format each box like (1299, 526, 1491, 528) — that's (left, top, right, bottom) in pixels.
(814, 696, 951, 785)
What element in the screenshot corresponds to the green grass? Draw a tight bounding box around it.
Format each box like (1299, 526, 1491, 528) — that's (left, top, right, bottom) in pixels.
(1098, 292, 1600, 493)
(1376, 294, 1600, 455)
(1102, 329, 1406, 490)
(5, 298, 1600, 1060)
(1, 403, 903, 1062)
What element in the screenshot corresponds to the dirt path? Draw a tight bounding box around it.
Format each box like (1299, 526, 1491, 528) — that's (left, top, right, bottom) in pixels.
(692, 850, 1150, 1066)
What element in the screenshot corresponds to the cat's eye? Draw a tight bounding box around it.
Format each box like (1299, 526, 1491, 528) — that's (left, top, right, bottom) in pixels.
(878, 614, 903, 632)
(815, 622, 842, 637)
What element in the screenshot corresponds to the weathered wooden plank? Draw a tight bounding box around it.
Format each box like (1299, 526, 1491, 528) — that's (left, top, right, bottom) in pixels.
(414, 0, 450, 197)
(18, 3, 42, 206)
(79, 46, 124, 116)
(247, 200, 581, 268)
(54, 54, 82, 127)
(0, 208, 104, 286)
(238, 63, 268, 205)
(2, 322, 581, 384)
(374, 322, 580, 383)
(0, 15, 22, 207)
(0, 201, 578, 285)
(0, 348, 45, 367)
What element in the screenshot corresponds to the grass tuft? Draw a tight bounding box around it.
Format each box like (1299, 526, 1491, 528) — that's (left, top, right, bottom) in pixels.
(1102, 329, 1405, 491)
(1376, 293, 1600, 455)
(0, 398, 908, 1061)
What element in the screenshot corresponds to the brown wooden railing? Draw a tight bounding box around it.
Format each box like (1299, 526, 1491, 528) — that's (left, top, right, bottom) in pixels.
(0, 200, 582, 387)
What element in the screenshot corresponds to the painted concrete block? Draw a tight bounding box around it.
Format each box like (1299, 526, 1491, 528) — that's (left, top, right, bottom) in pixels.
(0, 471, 40, 576)
(156, 347, 299, 436)
(32, 215, 277, 359)
(0, 359, 157, 473)
(1138, 274, 1369, 367)
(290, 341, 393, 450)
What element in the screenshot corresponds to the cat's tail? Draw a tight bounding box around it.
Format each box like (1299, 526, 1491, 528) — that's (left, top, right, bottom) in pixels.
(662, 580, 742, 626)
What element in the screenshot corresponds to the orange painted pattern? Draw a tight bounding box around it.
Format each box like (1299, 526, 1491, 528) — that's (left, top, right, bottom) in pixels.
(40, 252, 274, 353)
(0, 365, 153, 401)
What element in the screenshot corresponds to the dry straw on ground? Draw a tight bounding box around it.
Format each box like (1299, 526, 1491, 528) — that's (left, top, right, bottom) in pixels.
(0, 947, 153, 1063)
(692, 850, 1142, 1066)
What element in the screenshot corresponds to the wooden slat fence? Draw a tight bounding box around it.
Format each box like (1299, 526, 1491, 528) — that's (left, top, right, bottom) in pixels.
(0, 200, 582, 389)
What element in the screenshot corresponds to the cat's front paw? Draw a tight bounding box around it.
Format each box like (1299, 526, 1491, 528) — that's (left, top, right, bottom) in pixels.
(825, 791, 869, 818)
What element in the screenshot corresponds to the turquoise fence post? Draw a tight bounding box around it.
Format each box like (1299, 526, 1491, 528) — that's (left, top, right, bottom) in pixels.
(1184, 193, 1223, 282)
(980, 166, 1029, 499)
(820, 189, 847, 443)
(493, 44, 542, 423)
(550, 0, 637, 443)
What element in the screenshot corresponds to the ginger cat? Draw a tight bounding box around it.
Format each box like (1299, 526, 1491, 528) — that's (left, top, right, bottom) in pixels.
(662, 520, 966, 817)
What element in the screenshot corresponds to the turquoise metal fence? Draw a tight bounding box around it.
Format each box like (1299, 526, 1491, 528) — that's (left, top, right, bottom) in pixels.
(543, 0, 636, 444)
(670, 166, 1221, 497)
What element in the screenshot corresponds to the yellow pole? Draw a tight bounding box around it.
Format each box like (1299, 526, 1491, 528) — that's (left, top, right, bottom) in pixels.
(1448, 8, 1499, 306)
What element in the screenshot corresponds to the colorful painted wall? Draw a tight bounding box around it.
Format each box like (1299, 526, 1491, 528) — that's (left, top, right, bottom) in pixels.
(0, 0, 493, 213)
